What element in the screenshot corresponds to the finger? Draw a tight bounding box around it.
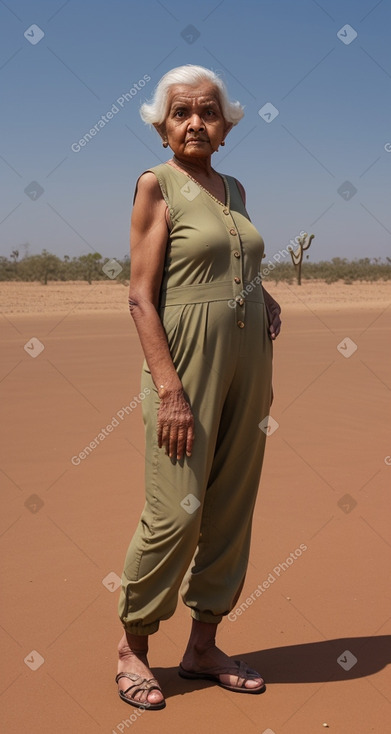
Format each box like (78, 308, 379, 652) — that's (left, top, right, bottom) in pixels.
(273, 318, 281, 337)
(160, 423, 170, 452)
(266, 307, 276, 333)
(176, 426, 187, 459)
(185, 424, 195, 457)
(157, 420, 163, 448)
(168, 426, 178, 459)
(270, 315, 281, 338)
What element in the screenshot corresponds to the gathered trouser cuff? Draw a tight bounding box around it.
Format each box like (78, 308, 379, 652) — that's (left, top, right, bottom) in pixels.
(122, 620, 160, 636)
(190, 609, 223, 624)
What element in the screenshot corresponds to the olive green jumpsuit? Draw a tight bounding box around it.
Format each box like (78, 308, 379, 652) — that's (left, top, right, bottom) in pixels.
(118, 163, 273, 635)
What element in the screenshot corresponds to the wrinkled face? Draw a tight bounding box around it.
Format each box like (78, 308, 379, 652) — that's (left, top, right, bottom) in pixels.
(155, 82, 232, 160)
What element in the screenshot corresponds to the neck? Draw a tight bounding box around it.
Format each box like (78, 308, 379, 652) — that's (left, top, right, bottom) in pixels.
(171, 155, 214, 178)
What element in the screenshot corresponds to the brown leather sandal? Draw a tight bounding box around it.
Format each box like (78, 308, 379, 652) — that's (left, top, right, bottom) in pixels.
(178, 658, 266, 694)
(115, 672, 166, 710)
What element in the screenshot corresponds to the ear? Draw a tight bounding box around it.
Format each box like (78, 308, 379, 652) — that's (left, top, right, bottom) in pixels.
(153, 122, 167, 141)
(223, 121, 234, 139)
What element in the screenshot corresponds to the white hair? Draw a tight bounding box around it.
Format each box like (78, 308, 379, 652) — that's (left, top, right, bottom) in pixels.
(140, 64, 244, 126)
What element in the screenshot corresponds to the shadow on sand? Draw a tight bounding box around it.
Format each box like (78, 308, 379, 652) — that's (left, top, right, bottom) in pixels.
(154, 635, 391, 699)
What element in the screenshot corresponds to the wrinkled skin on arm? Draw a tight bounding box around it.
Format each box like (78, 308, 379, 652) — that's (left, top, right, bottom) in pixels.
(128, 172, 194, 460)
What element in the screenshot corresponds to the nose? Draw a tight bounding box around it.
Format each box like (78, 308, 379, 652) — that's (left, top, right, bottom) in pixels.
(188, 114, 205, 132)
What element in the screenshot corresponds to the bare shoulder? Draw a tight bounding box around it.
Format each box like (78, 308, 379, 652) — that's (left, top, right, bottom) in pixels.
(135, 170, 164, 203)
(131, 170, 168, 239)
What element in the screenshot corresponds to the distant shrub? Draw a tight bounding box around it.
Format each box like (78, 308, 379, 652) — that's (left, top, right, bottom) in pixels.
(0, 250, 130, 284)
(0, 251, 390, 284)
(263, 257, 391, 284)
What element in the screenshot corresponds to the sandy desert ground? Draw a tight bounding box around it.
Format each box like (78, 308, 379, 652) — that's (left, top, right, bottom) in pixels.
(1, 280, 390, 734)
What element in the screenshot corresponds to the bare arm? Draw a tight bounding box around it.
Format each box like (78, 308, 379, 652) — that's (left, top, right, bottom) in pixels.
(128, 172, 194, 459)
(235, 178, 282, 340)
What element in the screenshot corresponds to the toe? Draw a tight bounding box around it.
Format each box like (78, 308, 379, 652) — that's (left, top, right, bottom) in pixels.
(133, 690, 145, 703)
(147, 689, 164, 705)
(244, 676, 264, 689)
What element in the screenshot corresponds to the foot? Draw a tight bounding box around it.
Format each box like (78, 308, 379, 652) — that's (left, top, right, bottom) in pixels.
(181, 643, 264, 690)
(117, 633, 165, 707)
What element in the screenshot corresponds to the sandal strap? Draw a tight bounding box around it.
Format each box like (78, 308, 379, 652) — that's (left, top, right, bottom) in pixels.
(115, 672, 162, 696)
(116, 672, 159, 687)
(233, 659, 258, 688)
(183, 659, 261, 687)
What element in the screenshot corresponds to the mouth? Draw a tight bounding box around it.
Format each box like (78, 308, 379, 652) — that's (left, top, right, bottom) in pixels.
(186, 138, 208, 143)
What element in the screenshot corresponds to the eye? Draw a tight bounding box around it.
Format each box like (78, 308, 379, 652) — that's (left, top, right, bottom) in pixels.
(173, 108, 186, 118)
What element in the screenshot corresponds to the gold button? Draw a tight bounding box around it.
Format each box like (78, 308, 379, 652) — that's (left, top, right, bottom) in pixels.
(229, 228, 237, 235)
(223, 208, 230, 215)
(234, 276, 241, 284)
(233, 250, 240, 258)
(237, 320, 245, 329)
(236, 296, 244, 306)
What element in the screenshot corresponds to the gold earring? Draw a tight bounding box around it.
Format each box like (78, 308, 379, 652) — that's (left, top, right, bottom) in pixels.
(220, 141, 225, 146)
(162, 141, 168, 148)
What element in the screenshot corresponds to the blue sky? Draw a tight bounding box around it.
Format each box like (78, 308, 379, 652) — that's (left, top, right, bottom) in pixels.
(1, 0, 390, 262)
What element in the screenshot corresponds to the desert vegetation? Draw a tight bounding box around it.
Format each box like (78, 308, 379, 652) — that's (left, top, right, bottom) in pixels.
(0, 249, 390, 285)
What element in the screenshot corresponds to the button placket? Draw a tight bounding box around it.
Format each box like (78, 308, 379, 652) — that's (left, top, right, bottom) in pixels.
(225, 210, 245, 328)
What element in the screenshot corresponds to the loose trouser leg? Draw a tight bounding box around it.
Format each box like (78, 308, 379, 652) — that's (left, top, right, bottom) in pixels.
(118, 372, 205, 634)
(118, 300, 272, 632)
(118, 302, 237, 634)
(181, 305, 273, 622)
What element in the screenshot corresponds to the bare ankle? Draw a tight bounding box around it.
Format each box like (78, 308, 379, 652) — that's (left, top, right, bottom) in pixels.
(189, 639, 216, 656)
(118, 631, 149, 657)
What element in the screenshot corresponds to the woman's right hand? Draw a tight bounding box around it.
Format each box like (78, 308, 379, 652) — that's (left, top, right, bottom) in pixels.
(157, 388, 194, 460)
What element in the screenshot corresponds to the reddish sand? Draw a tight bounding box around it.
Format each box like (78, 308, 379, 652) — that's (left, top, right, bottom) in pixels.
(1, 281, 390, 734)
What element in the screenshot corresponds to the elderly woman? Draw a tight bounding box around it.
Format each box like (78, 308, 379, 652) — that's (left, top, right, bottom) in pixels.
(116, 64, 281, 710)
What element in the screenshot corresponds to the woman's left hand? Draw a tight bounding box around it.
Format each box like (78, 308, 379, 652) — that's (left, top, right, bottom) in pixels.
(262, 286, 282, 340)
